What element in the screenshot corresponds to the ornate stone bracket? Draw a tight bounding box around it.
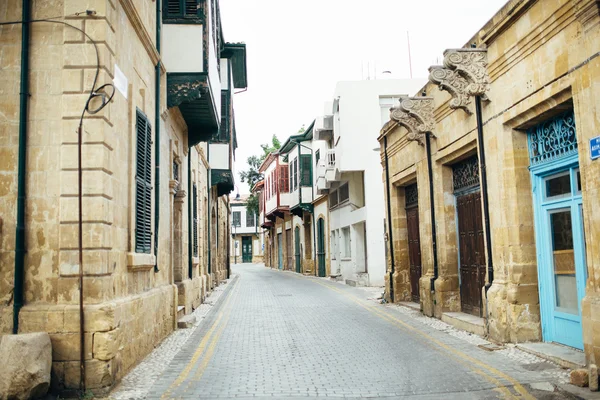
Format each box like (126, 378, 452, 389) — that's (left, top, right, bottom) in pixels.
(428, 66, 473, 115)
(389, 96, 435, 146)
(443, 49, 490, 99)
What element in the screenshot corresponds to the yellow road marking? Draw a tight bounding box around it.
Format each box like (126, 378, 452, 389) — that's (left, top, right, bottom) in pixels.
(160, 277, 240, 399)
(306, 276, 534, 400)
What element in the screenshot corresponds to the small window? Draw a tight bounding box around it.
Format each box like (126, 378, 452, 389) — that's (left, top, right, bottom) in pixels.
(233, 211, 241, 227)
(339, 182, 349, 203)
(545, 172, 571, 199)
(300, 154, 312, 186)
(575, 169, 581, 193)
(315, 149, 320, 164)
(246, 212, 255, 227)
(342, 227, 351, 258)
(329, 190, 338, 208)
(135, 109, 152, 254)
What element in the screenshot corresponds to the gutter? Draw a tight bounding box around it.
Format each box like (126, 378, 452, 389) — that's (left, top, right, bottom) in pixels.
(383, 136, 395, 302)
(207, 143, 211, 275)
(425, 133, 439, 295)
(154, 0, 161, 273)
(13, 0, 31, 334)
(188, 153, 193, 279)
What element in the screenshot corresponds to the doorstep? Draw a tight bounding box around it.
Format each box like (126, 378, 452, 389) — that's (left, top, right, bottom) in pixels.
(441, 312, 485, 336)
(398, 301, 421, 311)
(516, 342, 586, 370)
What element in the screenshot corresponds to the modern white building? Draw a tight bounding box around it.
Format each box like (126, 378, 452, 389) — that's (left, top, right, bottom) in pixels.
(230, 194, 263, 263)
(315, 79, 426, 286)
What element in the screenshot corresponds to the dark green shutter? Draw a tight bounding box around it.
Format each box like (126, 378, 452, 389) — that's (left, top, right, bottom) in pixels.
(135, 110, 153, 254)
(193, 183, 198, 257)
(166, 0, 198, 18)
(300, 154, 312, 187)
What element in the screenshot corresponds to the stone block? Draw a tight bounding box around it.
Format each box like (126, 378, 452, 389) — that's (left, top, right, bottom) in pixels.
(64, 303, 117, 333)
(64, 359, 113, 390)
(0, 332, 52, 400)
(570, 368, 589, 387)
(93, 328, 120, 361)
(591, 364, 599, 392)
(50, 332, 93, 361)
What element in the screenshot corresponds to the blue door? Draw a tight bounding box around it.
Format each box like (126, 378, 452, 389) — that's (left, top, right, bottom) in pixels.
(533, 165, 586, 349)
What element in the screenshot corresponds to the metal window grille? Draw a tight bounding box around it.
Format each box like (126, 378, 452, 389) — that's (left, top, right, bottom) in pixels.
(339, 182, 349, 203)
(405, 183, 418, 208)
(135, 109, 153, 254)
(452, 156, 479, 192)
(233, 211, 241, 227)
(329, 190, 338, 208)
(527, 110, 577, 166)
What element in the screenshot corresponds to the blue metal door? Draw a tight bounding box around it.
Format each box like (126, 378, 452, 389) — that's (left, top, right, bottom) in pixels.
(533, 165, 586, 349)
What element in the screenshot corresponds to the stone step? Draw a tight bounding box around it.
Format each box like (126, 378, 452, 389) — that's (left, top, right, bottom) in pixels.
(177, 305, 185, 320)
(441, 312, 485, 336)
(345, 279, 357, 287)
(516, 342, 585, 370)
(177, 314, 197, 329)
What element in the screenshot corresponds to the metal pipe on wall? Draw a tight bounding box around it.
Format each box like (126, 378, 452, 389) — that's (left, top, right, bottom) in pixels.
(154, 0, 161, 273)
(425, 133, 439, 294)
(383, 136, 395, 302)
(475, 96, 494, 292)
(188, 154, 193, 279)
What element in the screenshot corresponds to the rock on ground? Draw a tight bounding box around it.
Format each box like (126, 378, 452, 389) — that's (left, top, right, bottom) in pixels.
(0, 332, 52, 400)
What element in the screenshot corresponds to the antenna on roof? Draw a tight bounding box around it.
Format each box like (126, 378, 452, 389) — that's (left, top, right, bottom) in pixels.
(407, 31, 413, 79)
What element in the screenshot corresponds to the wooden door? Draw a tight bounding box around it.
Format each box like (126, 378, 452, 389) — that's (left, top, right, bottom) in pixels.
(286, 229, 292, 270)
(406, 207, 422, 303)
(294, 227, 301, 273)
(457, 191, 486, 317)
(277, 233, 283, 269)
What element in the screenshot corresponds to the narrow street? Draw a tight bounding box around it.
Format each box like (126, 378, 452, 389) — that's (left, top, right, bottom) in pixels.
(118, 264, 578, 399)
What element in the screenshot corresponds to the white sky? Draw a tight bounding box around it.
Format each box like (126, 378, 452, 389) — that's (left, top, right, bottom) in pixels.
(220, 0, 507, 195)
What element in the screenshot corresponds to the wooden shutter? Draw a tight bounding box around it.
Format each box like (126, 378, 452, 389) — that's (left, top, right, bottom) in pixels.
(185, 0, 197, 16)
(193, 183, 198, 257)
(300, 154, 312, 186)
(279, 165, 289, 193)
(135, 110, 152, 254)
(167, 0, 181, 16)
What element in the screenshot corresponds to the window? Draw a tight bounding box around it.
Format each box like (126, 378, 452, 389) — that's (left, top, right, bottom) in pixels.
(329, 190, 338, 208)
(290, 158, 298, 191)
(315, 149, 320, 164)
(300, 154, 312, 186)
(246, 211, 255, 227)
(193, 183, 198, 257)
(342, 227, 351, 258)
(233, 211, 241, 227)
(164, 0, 199, 19)
(135, 109, 152, 254)
(279, 165, 289, 193)
(339, 182, 349, 203)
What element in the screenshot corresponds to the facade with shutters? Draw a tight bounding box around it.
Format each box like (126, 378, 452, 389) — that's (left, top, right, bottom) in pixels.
(378, 0, 600, 371)
(229, 194, 263, 264)
(0, 0, 246, 392)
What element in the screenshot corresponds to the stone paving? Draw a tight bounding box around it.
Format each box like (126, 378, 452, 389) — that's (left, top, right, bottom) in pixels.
(107, 264, 584, 399)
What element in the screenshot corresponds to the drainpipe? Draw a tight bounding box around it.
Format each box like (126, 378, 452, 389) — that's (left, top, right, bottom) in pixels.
(425, 133, 439, 294)
(188, 154, 193, 279)
(13, 0, 31, 335)
(207, 143, 211, 275)
(383, 136, 395, 302)
(154, 0, 161, 273)
(476, 96, 494, 293)
(226, 206, 230, 279)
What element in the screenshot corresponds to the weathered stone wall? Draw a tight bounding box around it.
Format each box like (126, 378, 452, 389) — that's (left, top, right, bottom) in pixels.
(380, 0, 600, 364)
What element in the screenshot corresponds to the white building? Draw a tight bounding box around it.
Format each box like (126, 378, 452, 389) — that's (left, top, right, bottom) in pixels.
(315, 79, 426, 286)
(230, 194, 263, 263)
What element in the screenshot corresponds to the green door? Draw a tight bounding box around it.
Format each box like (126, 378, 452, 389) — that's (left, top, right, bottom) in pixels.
(317, 218, 326, 277)
(242, 236, 253, 263)
(295, 227, 301, 273)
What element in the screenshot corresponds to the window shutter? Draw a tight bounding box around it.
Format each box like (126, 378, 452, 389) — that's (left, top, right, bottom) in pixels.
(193, 183, 198, 257)
(135, 110, 152, 254)
(185, 0, 197, 16)
(300, 154, 312, 186)
(279, 165, 288, 193)
(167, 0, 181, 16)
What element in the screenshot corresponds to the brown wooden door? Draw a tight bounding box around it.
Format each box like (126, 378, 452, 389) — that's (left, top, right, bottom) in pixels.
(286, 229, 292, 270)
(406, 207, 422, 302)
(457, 191, 486, 317)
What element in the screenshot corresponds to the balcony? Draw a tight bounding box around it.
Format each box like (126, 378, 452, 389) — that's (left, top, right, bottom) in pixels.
(314, 115, 333, 141)
(316, 149, 338, 194)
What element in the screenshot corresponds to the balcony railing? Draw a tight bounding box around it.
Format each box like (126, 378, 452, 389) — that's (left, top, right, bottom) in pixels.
(326, 149, 336, 168)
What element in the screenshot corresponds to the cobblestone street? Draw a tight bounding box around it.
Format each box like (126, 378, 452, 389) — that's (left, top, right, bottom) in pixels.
(110, 264, 586, 399)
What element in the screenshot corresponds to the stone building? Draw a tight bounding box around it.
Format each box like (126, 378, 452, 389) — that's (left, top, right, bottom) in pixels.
(379, 0, 600, 370)
(0, 0, 246, 392)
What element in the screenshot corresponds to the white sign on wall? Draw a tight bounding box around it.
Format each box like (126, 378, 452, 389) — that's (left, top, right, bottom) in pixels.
(113, 64, 128, 99)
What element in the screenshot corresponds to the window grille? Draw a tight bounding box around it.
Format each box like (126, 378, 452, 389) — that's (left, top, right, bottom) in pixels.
(232, 211, 241, 227)
(135, 109, 153, 254)
(329, 190, 338, 208)
(452, 156, 479, 192)
(527, 110, 577, 166)
(339, 182, 349, 203)
(405, 183, 418, 207)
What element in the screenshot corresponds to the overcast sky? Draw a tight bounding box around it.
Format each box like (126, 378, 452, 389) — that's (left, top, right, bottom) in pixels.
(220, 0, 507, 195)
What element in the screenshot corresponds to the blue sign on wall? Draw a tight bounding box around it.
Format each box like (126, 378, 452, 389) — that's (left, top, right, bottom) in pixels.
(591, 136, 600, 160)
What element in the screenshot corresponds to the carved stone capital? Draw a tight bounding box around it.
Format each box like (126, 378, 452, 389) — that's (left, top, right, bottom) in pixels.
(389, 96, 435, 146)
(428, 65, 472, 114)
(443, 49, 490, 97)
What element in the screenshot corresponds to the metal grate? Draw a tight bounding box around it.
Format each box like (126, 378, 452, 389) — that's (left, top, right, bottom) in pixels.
(173, 161, 179, 181)
(405, 183, 418, 207)
(453, 156, 479, 192)
(527, 110, 577, 166)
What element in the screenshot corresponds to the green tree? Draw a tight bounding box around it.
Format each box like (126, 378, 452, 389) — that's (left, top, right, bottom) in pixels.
(239, 134, 281, 217)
